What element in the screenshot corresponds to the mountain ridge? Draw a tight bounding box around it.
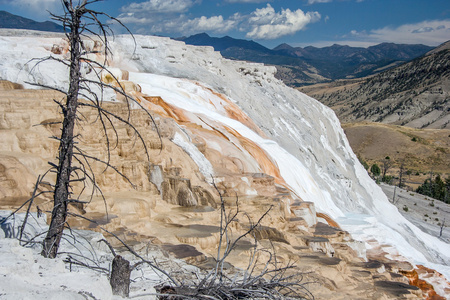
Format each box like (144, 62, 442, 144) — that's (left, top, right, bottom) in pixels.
(299, 44, 450, 129)
(0, 10, 434, 87)
(177, 33, 434, 87)
(0, 11, 64, 33)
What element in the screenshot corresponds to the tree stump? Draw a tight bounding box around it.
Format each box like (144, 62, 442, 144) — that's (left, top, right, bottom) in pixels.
(110, 255, 131, 297)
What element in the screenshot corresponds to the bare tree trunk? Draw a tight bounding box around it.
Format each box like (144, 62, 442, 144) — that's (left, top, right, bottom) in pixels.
(110, 255, 131, 297)
(42, 6, 81, 258)
(398, 163, 404, 188)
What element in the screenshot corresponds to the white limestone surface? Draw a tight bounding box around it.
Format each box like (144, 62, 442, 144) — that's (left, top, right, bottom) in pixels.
(0, 30, 449, 283)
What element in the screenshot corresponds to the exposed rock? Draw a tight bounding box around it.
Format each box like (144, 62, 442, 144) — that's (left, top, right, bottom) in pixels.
(291, 201, 317, 227)
(149, 164, 164, 192)
(302, 236, 335, 257)
(0, 82, 439, 299)
(374, 281, 421, 298)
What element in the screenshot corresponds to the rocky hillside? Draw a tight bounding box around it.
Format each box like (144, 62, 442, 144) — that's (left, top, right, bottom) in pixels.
(299, 41, 450, 129)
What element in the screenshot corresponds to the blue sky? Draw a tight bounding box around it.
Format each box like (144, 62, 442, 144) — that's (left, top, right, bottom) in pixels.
(1, 0, 449, 48)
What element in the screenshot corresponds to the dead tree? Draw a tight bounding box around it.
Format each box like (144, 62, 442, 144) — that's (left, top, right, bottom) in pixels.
(155, 184, 314, 300)
(398, 163, 404, 188)
(381, 156, 392, 181)
(41, 0, 84, 259)
(24, 0, 160, 259)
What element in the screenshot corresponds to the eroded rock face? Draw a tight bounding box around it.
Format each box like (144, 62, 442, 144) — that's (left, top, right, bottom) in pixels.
(0, 83, 438, 299)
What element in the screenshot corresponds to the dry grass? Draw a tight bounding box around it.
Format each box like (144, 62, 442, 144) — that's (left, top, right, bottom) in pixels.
(342, 122, 450, 188)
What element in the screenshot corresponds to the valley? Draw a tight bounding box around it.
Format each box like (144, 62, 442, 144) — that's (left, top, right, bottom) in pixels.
(178, 33, 433, 87)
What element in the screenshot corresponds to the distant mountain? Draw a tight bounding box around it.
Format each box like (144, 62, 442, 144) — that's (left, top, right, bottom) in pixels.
(276, 42, 432, 62)
(177, 33, 434, 87)
(176, 32, 271, 53)
(299, 43, 450, 129)
(274, 42, 433, 79)
(177, 33, 320, 86)
(0, 11, 64, 32)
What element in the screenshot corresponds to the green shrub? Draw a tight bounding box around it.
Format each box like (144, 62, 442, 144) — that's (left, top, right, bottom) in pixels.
(382, 175, 393, 184)
(371, 164, 381, 177)
(403, 205, 409, 212)
(358, 156, 369, 170)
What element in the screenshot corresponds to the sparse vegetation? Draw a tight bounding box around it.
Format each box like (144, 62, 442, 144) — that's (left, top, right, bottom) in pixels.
(382, 175, 393, 184)
(156, 189, 314, 300)
(370, 163, 381, 178)
(403, 205, 409, 212)
(340, 123, 450, 187)
(359, 156, 369, 170)
(416, 174, 450, 204)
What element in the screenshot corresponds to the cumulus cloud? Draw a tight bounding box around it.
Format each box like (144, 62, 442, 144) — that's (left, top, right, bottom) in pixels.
(1, 0, 61, 18)
(119, 1, 320, 40)
(307, 0, 332, 4)
(306, 0, 363, 3)
(120, 0, 199, 14)
(119, 0, 239, 36)
(118, 0, 208, 33)
(149, 15, 238, 35)
(245, 4, 320, 39)
(181, 15, 237, 33)
(225, 0, 269, 3)
(349, 20, 450, 46)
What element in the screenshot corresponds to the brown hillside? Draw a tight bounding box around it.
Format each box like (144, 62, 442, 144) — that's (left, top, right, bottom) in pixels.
(299, 49, 450, 129)
(343, 122, 450, 187)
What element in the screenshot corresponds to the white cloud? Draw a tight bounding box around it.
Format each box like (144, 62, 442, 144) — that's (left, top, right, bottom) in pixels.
(306, 0, 364, 3)
(350, 20, 450, 46)
(118, 1, 320, 40)
(118, 0, 205, 31)
(2, 0, 61, 19)
(150, 15, 238, 34)
(296, 19, 450, 48)
(307, 0, 332, 4)
(245, 4, 320, 39)
(181, 16, 237, 33)
(225, 0, 269, 2)
(120, 0, 199, 14)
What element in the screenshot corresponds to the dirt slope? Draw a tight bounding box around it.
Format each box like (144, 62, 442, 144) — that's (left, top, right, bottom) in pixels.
(343, 122, 450, 188)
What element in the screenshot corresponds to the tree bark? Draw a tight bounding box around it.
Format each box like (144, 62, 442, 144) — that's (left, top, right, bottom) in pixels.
(42, 6, 82, 258)
(110, 255, 131, 297)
